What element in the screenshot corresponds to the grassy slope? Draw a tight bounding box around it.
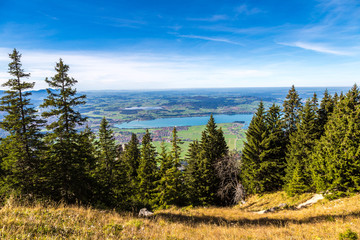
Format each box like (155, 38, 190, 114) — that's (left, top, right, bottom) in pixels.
(2, 192, 360, 239)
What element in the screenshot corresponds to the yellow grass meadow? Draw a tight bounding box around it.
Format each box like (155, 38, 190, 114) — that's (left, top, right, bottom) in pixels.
(0, 192, 359, 239)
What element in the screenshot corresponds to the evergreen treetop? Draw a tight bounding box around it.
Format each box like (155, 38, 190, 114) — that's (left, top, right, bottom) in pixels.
(0, 49, 44, 195)
(40, 59, 90, 203)
(41, 58, 86, 135)
(282, 85, 302, 137)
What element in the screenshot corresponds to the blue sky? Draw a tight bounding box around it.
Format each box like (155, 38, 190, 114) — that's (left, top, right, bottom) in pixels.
(0, 0, 360, 90)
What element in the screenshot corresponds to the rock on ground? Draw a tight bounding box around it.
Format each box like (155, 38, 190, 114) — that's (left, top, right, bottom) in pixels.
(296, 194, 324, 209)
(139, 208, 154, 217)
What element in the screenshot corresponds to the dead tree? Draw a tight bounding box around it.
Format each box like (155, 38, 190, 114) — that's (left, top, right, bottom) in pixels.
(215, 151, 245, 205)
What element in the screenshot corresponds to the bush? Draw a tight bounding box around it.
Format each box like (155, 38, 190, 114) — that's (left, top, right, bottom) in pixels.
(339, 229, 358, 240)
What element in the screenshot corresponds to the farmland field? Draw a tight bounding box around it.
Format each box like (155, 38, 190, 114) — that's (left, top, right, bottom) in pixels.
(113, 122, 247, 157)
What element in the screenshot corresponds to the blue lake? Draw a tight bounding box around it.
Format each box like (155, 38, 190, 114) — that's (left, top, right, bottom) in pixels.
(115, 114, 254, 129)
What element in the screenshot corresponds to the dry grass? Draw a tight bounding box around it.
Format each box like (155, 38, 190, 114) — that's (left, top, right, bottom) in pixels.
(1, 192, 359, 239)
(238, 191, 314, 211)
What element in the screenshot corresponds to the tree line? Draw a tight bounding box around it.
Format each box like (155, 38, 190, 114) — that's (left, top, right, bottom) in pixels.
(242, 84, 360, 198)
(1, 49, 359, 211)
(0, 49, 232, 210)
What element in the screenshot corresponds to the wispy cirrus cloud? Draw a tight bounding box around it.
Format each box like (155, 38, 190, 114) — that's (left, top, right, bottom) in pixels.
(98, 17, 147, 28)
(235, 4, 264, 15)
(278, 41, 352, 56)
(187, 14, 228, 22)
(285, 0, 360, 45)
(178, 34, 243, 45)
(202, 25, 285, 36)
(316, 0, 360, 24)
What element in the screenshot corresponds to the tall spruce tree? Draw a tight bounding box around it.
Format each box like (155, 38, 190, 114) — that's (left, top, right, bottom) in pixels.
(282, 85, 302, 138)
(285, 97, 319, 195)
(241, 101, 268, 194)
(318, 89, 334, 136)
(262, 103, 287, 191)
(0, 49, 44, 195)
(137, 129, 158, 206)
(312, 85, 360, 193)
(122, 133, 140, 189)
(40, 59, 90, 203)
(77, 125, 99, 204)
(197, 114, 228, 205)
(155, 127, 184, 208)
(95, 117, 120, 206)
(184, 140, 201, 205)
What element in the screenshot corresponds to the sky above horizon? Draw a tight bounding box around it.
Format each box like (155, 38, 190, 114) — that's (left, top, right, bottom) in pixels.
(0, 0, 360, 90)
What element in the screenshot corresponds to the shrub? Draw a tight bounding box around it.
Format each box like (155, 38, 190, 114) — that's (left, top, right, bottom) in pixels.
(339, 229, 358, 240)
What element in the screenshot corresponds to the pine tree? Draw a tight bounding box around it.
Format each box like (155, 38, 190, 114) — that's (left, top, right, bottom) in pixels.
(197, 114, 228, 205)
(137, 129, 158, 206)
(282, 85, 302, 138)
(318, 89, 334, 136)
(95, 117, 120, 206)
(312, 85, 360, 193)
(78, 125, 97, 172)
(170, 127, 182, 168)
(155, 127, 184, 208)
(77, 125, 98, 204)
(157, 142, 170, 178)
(40, 59, 90, 203)
(285, 97, 319, 195)
(241, 101, 268, 194)
(0, 49, 44, 195)
(154, 142, 170, 208)
(262, 103, 287, 191)
(122, 133, 140, 189)
(184, 140, 201, 205)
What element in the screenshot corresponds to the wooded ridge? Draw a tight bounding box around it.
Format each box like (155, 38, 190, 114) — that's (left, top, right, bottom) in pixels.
(0, 49, 359, 212)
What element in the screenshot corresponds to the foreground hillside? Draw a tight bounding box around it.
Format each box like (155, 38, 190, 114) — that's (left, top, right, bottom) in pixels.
(1, 192, 359, 239)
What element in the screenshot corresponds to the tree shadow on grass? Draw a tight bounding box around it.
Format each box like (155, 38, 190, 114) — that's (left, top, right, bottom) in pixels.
(154, 210, 360, 227)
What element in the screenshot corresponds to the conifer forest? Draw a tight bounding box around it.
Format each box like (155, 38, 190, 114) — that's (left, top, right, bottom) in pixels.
(1, 48, 360, 212)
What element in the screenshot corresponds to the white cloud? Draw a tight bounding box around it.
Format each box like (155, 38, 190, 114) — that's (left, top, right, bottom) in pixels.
(236, 4, 264, 15)
(278, 41, 352, 55)
(178, 35, 243, 45)
(0, 47, 359, 91)
(187, 15, 228, 22)
(0, 48, 271, 90)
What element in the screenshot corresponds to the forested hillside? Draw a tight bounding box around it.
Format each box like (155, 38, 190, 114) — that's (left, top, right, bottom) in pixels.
(1, 49, 359, 212)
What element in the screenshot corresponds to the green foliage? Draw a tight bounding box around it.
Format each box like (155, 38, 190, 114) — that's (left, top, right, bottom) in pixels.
(286, 162, 309, 196)
(261, 104, 287, 191)
(339, 229, 358, 240)
(137, 129, 158, 206)
(312, 85, 360, 193)
(94, 117, 125, 207)
(155, 127, 184, 208)
(241, 101, 268, 194)
(285, 97, 319, 195)
(318, 89, 335, 135)
(184, 140, 202, 205)
(40, 59, 91, 203)
(0, 50, 358, 211)
(0, 49, 45, 195)
(282, 85, 302, 137)
(184, 115, 228, 205)
(122, 133, 140, 186)
(197, 115, 228, 205)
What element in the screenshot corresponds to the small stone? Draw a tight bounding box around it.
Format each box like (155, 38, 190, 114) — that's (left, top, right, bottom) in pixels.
(278, 203, 287, 208)
(139, 208, 154, 217)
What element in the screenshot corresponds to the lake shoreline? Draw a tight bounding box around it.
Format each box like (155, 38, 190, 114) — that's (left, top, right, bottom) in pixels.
(115, 113, 253, 129)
